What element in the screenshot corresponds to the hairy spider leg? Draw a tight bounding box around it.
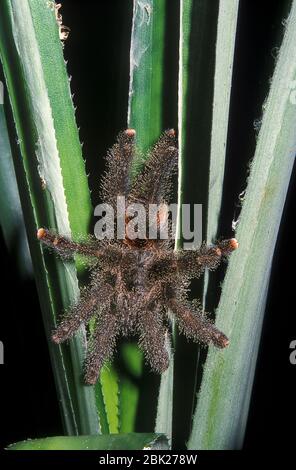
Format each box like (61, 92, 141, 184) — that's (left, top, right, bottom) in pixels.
(125, 129, 178, 249)
(148, 238, 239, 281)
(128, 129, 178, 208)
(175, 238, 239, 278)
(37, 228, 101, 258)
(167, 298, 229, 349)
(100, 128, 136, 209)
(84, 308, 119, 384)
(137, 306, 170, 373)
(52, 282, 113, 344)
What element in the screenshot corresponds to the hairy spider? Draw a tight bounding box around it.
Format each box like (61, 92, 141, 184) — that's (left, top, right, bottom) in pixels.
(37, 129, 238, 385)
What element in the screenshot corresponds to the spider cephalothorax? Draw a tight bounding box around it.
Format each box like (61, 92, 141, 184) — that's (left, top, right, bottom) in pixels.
(37, 129, 238, 384)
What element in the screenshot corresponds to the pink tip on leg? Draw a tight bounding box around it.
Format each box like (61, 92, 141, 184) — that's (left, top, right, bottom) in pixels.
(37, 228, 46, 240)
(167, 129, 176, 137)
(125, 128, 136, 137)
(229, 238, 239, 250)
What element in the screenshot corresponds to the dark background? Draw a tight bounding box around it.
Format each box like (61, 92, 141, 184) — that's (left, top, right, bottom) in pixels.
(0, 0, 295, 451)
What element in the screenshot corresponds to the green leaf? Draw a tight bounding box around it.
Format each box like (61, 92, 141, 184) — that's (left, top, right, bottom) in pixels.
(99, 366, 120, 434)
(0, 80, 32, 278)
(188, 0, 296, 450)
(118, 343, 143, 434)
(205, 0, 239, 245)
(201, 0, 239, 321)
(7, 433, 169, 451)
(0, 0, 102, 434)
(128, 0, 166, 155)
(28, 0, 91, 246)
(167, 0, 221, 448)
(172, 0, 239, 448)
(118, 0, 167, 434)
(155, 343, 174, 443)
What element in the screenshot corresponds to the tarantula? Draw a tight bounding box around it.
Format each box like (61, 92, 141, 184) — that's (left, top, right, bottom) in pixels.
(37, 129, 238, 385)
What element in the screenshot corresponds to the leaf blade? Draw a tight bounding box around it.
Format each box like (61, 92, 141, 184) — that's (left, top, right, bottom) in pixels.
(0, 0, 101, 435)
(0, 81, 32, 278)
(123, 0, 167, 434)
(188, 0, 296, 449)
(7, 433, 169, 451)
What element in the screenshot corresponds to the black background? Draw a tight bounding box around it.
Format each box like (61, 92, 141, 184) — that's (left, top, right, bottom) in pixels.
(0, 0, 295, 452)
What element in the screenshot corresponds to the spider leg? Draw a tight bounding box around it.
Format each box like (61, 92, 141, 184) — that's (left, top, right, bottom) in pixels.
(52, 283, 113, 344)
(84, 307, 119, 385)
(167, 297, 229, 349)
(175, 238, 239, 278)
(128, 129, 178, 207)
(100, 129, 136, 208)
(147, 238, 238, 282)
(37, 228, 102, 259)
(137, 306, 170, 373)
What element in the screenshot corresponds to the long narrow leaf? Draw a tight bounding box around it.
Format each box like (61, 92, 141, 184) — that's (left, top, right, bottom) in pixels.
(202, 0, 239, 306)
(188, 0, 296, 449)
(0, 0, 101, 434)
(8, 433, 169, 451)
(128, 0, 166, 155)
(172, 0, 220, 448)
(123, 0, 167, 434)
(0, 81, 32, 278)
(206, 0, 239, 244)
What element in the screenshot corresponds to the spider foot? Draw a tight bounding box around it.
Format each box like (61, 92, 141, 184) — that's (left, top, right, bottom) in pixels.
(168, 298, 230, 349)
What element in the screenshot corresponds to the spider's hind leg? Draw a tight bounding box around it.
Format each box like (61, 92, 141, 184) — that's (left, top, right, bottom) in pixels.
(167, 297, 229, 349)
(137, 306, 170, 373)
(52, 283, 112, 344)
(84, 307, 120, 385)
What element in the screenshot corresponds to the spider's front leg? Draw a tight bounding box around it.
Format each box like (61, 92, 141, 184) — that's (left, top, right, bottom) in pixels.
(128, 129, 178, 208)
(176, 238, 239, 278)
(37, 228, 101, 259)
(100, 128, 136, 208)
(148, 239, 238, 283)
(167, 297, 229, 349)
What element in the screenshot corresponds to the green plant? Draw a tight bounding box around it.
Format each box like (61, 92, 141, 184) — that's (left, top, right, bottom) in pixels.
(0, 0, 294, 451)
